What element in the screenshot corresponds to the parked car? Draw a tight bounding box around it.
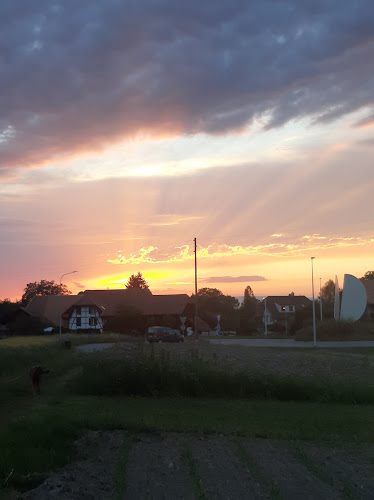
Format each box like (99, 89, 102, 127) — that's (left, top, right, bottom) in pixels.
(146, 326, 184, 343)
(43, 326, 55, 335)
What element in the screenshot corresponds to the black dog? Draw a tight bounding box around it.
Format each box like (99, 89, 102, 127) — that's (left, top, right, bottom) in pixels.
(30, 365, 50, 394)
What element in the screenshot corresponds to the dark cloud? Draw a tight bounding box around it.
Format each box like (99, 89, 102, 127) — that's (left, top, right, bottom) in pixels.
(203, 276, 267, 283)
(73, 282, 86, 290)
(358, 137, 374, 146)
(353, 113, 374, 128)
(1, 0, 374, 169)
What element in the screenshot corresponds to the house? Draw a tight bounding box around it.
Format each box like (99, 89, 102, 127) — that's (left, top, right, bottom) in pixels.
(63, 295, 104, 331)
(361, 280, 374, 321)
(25, 289, 193, 333)
(263, 293, 311, 333)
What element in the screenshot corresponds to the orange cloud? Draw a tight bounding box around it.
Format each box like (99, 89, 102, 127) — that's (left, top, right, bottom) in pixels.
(107, 235, 371, 267)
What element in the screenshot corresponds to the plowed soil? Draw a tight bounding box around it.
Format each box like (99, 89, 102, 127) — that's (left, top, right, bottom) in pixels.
(23, 430, 374, 499)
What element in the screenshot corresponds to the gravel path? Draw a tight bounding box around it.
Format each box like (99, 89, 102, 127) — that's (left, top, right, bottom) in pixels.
(23, 431, 374, 499)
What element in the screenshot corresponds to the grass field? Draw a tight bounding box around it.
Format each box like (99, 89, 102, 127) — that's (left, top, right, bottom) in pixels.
(1, 334, 374, 496)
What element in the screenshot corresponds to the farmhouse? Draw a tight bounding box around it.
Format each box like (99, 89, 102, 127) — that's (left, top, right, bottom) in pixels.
(25, 289, 193, 333)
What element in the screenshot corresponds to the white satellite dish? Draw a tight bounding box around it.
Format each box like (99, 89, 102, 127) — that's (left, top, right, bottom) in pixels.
(340, 274, 367, 321)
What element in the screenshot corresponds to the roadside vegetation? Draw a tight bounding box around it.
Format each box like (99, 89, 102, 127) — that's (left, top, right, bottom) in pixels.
(295, 319, 374, 341)
(2, 334, 374, 496)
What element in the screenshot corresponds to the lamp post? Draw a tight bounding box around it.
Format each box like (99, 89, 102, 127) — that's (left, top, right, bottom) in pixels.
(263, 297, 268, 337)
(59, 271, 77, 341)
(319, 276, 323, 322)
(311, 258, 317, 347)
(194, 237, 198, 339)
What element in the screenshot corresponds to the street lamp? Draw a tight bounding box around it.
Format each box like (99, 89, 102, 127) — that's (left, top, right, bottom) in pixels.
(59, 271, 77, 340)
(319, 276, 323, 322)
(311, 258, 317, 347)
(263, 297, 268, 337)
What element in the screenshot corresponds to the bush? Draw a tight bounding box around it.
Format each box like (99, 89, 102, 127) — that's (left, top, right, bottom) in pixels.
(294, 319, 366, 341)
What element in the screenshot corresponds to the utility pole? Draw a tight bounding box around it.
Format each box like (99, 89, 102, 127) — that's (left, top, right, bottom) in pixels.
(311, 257, 317, 347)
(59, 270, 77, 341)
(264, 297, 268, 336)
(194, 237, 198, 338)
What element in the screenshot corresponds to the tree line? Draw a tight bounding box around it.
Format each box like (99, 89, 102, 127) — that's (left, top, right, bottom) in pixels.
(1, 270, 373, 333)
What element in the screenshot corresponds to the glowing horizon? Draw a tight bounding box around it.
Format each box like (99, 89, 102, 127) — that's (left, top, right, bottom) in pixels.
(1, 2, 374, 302)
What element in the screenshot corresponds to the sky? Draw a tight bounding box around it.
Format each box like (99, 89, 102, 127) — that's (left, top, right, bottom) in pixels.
(1, 0, 374, 301)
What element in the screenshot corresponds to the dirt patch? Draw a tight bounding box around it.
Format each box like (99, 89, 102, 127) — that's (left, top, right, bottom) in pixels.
(22, 431, 123, 499)
(21, 432, 374, 499)
(124, 433, 195, 500)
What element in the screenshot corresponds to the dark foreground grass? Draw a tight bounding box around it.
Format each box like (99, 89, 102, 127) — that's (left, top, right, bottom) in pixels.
(3, 393, 374, 494)
(2, 337, 374, 495)
(2, 395, 374, 493)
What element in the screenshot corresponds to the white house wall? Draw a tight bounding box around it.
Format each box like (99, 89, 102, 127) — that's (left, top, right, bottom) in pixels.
(69, 306, 103, 331)
(274, 303, 295, 313)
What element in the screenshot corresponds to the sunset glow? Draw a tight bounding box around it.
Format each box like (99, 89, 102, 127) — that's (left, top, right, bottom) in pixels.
(1, 1, 373, 301)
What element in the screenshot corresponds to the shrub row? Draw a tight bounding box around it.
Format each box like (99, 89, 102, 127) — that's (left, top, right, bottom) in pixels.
(68, 348, 374, 404)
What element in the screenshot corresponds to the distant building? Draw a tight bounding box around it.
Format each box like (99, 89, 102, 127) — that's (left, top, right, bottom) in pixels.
(25, 289, 193, 333)
(263, 294, 311, 333)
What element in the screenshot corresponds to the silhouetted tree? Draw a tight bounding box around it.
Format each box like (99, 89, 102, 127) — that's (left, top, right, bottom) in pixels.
(0, 298, 20, 324)
(319, 279, 337, 318)
(361, 271, 374, 280)
(239, 285, 258, 334)
(242, 286, 257, 316)
(125, 272, 151, 292)
(22, 280, 71, 306)
(319, 279, 335, 303)
(196, 288, 239, 330)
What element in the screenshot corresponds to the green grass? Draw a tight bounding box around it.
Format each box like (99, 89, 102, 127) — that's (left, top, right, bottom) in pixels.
(2, 394, 374, 492)
(182, 446, 207, 500)
(66, 346, 374, 404)
(2, 335, 374, 495)
(114, 432, 132, 500)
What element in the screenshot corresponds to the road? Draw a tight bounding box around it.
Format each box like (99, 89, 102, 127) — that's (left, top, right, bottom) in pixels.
(76, 339, 374, 353)
(210, 338, 374, 348)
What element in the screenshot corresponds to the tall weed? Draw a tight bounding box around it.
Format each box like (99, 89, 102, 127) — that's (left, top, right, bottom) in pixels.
(67, 348, 374, 404)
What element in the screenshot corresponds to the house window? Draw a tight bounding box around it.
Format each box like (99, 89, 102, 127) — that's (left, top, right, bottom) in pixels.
(289, 305, 295, 312)
(76, 317, 81, 327)
(89, 317, 97, 327)
(76, 306, 81, 316)
(89, 306, 95, 315)
(281, 306, 286, 311)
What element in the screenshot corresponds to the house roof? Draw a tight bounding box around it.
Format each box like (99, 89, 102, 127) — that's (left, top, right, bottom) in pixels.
(26, 295, 79, 326)
(264, 295, 311, 320)
(265, 295, 311, 307)
(83, 290, 190, 317)
(26, 290, 191, 325)
(62, 295, 104, 317)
